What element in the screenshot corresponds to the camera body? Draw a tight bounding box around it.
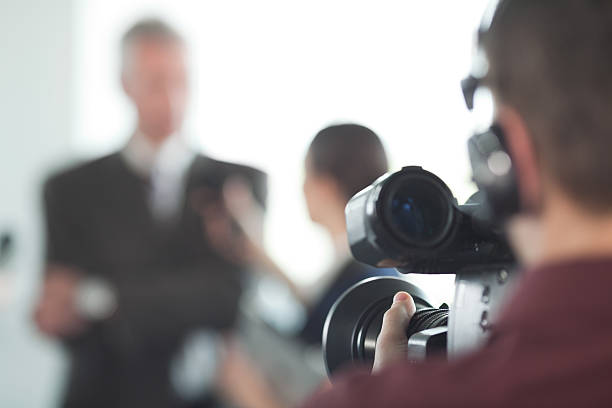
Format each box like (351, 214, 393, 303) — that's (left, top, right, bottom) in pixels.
(323, 167, 517, 376)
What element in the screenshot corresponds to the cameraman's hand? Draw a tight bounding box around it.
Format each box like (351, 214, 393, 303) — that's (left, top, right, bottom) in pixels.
(372, 291, 416, 373)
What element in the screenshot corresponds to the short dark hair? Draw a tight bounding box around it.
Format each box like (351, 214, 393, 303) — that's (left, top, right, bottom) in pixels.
(121, 18, 184, 69)
(482, 0, 612, 211)
(308, 124, 389, 201)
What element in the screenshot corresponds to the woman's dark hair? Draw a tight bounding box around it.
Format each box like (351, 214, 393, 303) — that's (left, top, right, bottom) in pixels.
(308, 124, 389, 201)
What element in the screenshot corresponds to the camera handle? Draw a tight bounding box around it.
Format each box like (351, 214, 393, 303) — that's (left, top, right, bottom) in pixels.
(407, 326, 448, 362)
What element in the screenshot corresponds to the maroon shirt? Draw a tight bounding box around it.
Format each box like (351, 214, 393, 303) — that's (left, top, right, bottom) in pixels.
(302, 258, 612, 408)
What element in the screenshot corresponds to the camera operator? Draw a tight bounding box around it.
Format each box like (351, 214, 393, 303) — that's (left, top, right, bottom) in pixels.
(302, 0, 612, 406)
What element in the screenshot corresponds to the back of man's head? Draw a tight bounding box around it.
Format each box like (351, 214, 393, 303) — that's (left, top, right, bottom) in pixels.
(308, 124, 389, 202)
(482, 0, 612, 212)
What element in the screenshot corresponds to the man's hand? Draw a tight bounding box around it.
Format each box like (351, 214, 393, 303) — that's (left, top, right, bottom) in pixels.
(34, 266, 86, 337)
(372, 291, 416, 373)
(192, 180, 261, 266)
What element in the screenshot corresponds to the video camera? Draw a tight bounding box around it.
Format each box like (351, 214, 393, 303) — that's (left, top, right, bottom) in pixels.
(323, 166, 517, 376)
(322, 0, 525, 377)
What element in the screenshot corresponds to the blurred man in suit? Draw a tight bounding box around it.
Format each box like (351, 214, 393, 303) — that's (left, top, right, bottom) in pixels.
(34, 19, 267, 408)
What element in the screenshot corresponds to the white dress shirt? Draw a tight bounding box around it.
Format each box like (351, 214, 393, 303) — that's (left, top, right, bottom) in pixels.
(122, 132, 197, 222)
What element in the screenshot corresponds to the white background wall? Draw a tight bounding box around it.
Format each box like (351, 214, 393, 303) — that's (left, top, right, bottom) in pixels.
(1, 1, 488, 406)
(0, 1, 74, 406)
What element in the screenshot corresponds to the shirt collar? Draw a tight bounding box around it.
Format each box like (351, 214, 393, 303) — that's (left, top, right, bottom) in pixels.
(122, 131, 196, 178)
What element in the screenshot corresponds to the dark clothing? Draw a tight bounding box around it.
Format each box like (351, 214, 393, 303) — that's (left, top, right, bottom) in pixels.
(43, 152, 266, 408)
(302, 258, 612, 408)
(299, 260, 395, 345)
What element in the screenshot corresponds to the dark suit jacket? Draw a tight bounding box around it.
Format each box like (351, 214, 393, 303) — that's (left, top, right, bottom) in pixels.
(302, 258, 612, 408)
(43, 152, 267, 408)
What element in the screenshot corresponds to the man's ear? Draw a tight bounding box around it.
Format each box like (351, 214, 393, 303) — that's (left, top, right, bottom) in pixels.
(497, 105, 541, 212)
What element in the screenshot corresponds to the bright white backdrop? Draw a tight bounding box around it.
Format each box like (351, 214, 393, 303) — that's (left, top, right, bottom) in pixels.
(73, 0, 489, 301)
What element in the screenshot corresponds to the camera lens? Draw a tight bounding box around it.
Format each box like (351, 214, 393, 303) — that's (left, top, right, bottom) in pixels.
(323, 277, 448, 376)
(384, 177, 453, 247)
(345, 166, 462, 270)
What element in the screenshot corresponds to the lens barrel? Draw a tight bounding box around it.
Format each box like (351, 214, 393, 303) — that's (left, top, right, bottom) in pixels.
(323, 277, 448, 377)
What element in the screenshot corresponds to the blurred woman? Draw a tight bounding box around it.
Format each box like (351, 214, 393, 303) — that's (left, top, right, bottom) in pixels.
(200, 124, 394, 407)
(211, 123, 394, 345)
(297, 124, 394, 343)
